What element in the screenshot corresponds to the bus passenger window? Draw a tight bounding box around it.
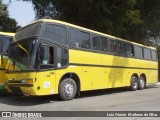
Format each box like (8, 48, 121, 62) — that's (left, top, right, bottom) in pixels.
(143, 48, 151, 60)
(57, 47, 68, 68)
(116, 41, 123, 54)
(110, 40, 116, 53)
(134, 46, 143, 58)
(101, 37, 108, 52)
(124, 43, 134, 57)
(92, 35, 100, 51)
(151, 50, 157, 60)
(43, 24, 67, 45)
(69, 29, 90, 49)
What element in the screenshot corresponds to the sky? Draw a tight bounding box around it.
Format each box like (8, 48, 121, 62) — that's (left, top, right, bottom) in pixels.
(3, 0, 35, 27)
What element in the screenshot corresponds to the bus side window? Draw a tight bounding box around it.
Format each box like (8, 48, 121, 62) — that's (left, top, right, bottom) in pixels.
(92, 35, 100, 51)
(124, 43, 134, 57)
(143, 48, 151, 60)
(101, 37, 108, 52)
(116, 41, 123, 54)
(134, 45, 143, 58)
(43, 24, 67, 45)
(151, 50, 157, 60)
(40, 46, 54, 69)
(56, 47, 68, 68)
(69, 29, 90, 49)
(110, 40, 116, 53)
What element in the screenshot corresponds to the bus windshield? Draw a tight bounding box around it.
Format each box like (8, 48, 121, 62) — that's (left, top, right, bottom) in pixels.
(15, 23, 42, 41)
(8, 39, 39, 71)
(0, 35, 12, 54)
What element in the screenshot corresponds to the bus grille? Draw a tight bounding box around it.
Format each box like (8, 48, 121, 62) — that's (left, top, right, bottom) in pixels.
(9, 87, 23, 95)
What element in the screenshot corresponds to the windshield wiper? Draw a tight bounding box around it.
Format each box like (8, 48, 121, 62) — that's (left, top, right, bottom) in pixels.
(14, 36, 29, 57)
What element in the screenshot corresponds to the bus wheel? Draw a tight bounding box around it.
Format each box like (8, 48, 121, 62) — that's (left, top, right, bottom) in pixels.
(59, 78, 77, 101)
(138, 76, 146, 90)
(130, 76, 138, 91)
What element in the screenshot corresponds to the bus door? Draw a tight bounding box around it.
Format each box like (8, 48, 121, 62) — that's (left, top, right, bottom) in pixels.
(36, 45, 56, 95)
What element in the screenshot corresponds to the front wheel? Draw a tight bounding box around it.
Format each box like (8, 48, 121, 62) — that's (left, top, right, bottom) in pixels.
(138, 76, 146, 90)
(130, 76, 138, 91)
(59, 78, 77, 101)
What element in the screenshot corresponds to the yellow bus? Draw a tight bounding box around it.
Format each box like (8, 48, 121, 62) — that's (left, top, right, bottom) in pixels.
(5, 19, 158, 100)
(0, 32, 14, 90)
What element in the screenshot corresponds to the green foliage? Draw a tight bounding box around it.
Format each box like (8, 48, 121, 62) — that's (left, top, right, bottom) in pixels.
(0, 0, 20, 32)
(0, 0, 8, 18)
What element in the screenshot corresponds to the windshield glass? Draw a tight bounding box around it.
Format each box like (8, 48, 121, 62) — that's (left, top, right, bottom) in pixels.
(15, 23, 42, 41)
(8, 39, 39, 71)
(0, 35, 12, 54)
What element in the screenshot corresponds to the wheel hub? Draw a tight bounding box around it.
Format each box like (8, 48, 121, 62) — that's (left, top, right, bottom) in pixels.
(133, 79, 138, 89)
(140, 79, 145, 88)
(64, 82, 74, 96)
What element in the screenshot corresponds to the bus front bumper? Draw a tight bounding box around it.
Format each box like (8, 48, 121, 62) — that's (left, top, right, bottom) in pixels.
(5, 82, 34, 95)
(5, 82, 33, 87)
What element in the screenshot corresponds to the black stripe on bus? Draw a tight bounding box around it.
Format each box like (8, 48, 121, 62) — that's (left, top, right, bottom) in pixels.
(69, 63, 158, 70)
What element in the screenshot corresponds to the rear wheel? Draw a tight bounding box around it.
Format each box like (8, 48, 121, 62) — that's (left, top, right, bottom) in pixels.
(138, 76, 146, 90)
(130, 76, 138, 91)
(59, 78, 77, 101)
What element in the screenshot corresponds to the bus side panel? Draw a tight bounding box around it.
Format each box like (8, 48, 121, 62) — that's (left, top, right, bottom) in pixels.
(147, 69, 158, 84)
(54, 66, 83, 93)
(69, 49, 103, 91)
(36, 70, 56, 95)
(68, 49, 158, 92)
(70, 50, 130, 90)
(83, 66, 107, 90)
(102, 55, 129, 88)
(69, 49, 101, 65)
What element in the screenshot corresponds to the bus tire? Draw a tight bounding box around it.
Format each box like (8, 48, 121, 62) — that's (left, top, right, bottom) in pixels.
(59, 78, 77, 101)
(130, 76, 138, 91)
(138, 76, 146, 90)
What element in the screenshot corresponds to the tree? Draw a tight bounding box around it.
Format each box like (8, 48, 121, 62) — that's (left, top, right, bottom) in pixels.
(136, 0, 160, 45)
(21, 0, 160, 46)
(21, 0, 144, 41)
(0, 0, 20, 32)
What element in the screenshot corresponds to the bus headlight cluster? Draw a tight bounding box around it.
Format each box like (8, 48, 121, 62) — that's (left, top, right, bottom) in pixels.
(21, 79, 27, 83)
(21, 79, 33, 83)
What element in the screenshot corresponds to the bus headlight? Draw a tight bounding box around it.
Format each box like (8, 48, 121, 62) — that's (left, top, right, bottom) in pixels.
(21, 79, 27, 83)
(21, 79, 33, 83)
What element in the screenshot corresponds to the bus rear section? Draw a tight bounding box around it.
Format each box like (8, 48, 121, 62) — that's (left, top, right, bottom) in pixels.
(0, 32, 14, 90)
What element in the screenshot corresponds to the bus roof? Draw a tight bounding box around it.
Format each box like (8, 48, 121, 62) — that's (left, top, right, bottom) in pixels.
(0, 32, 15, 37)
(18, 19, 156, 50)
